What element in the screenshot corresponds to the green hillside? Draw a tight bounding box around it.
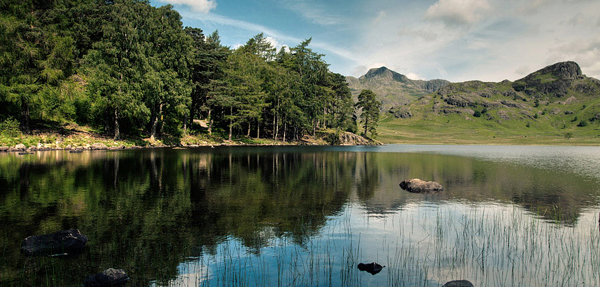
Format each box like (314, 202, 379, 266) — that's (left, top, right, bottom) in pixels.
(373, 62, 600, 145)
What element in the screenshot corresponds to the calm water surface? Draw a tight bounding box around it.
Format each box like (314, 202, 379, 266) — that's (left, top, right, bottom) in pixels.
(1, 145, 599, 286)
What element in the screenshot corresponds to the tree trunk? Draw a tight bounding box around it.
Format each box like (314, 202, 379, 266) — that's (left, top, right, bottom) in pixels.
(257, 119, 260, 139)
(150, 103, 163, 141)
(20, 96, 31, 135)
(114, 109, 120, 140)
(283, 120, 287, 143)
(228, 107, 233, 141)
(183, 111, 188, 134)
(208, 109, 212, 135)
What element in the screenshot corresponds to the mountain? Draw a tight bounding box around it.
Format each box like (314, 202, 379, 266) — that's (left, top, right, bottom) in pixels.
(346, 67, 450, 111)
(374, 61, 600, 144)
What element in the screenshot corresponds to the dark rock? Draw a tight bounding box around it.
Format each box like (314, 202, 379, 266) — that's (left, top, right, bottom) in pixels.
(357, 262, 384, 275)
(21, 229, 88, 257)
(85, 268, 129, 287)
(442, 280, 475, 287)
(500, 100, 527, 109)
(399, 179, 444, 193)
(389, 106, 412, 119)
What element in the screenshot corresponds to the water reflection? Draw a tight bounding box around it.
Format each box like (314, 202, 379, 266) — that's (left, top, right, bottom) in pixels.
(0, 146, 599, 286)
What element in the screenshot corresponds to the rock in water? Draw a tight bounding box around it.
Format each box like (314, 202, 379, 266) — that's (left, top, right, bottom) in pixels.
(442, 280, 475, 287)
(357, 262, 384, 275)
(399, 179, 444, 193)
(21, 229, 88, 257)
(85, 268, 129, 287)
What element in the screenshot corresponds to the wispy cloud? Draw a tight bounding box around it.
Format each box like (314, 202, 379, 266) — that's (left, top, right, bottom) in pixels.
(280, 0, 346, 26)
(180, 11, 356, 61)
(424, 0, 491, 27)
(159, 0, 217, 13)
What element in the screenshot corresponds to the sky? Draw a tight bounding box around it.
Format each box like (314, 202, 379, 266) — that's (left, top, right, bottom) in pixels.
(151, 0, 600, 83)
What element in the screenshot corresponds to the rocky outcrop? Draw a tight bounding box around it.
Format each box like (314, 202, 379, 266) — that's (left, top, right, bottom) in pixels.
(399, 179, 444, 193)
(338, 132, 375, 146)
(21, 229, 88, 256)
(85, 268, 129, 287)
(442, 280, 474, 287)
(389, 106, 412, 119)
(357, 262, 384, 275)
(536, 61, 582, 80)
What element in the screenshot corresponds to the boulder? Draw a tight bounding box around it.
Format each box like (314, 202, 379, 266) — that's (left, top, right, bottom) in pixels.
(14, 144, 26, 151)
(0, 146, 8, 152)
(442, 280, 474, 287)
(399, 179, 444, 193)
(91, 143, 108, 150)
(357, 262, 384, 275)
(85, 268, 129, 287)
(21, 229, 88, 257)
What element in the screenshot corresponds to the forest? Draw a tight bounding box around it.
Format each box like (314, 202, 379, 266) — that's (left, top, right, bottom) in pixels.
(0, 0, 376, 143)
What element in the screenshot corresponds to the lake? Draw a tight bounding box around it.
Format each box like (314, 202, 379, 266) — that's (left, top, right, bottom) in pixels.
(1, 145, 599, 286)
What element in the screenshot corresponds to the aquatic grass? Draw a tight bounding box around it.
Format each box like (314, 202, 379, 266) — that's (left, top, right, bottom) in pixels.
(155, 202, 600, 287)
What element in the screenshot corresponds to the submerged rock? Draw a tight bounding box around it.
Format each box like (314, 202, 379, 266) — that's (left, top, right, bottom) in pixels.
(21, 229, 88, 257)
(85, 268, 129, 287)
(442, 280, 474, 287)
(399, 179, 444, 193)
(357, 262, 384, 275)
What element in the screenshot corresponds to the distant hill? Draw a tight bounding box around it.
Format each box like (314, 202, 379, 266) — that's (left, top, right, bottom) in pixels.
(369, 61, 600, 144)
(346, 67, 450, 111)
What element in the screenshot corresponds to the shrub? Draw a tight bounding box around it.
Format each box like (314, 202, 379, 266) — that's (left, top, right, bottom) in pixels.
(564, 132, 573, 139)
(0, 117, 21, 137)
(577, 120, 588, 127)
(473, 110, 482, 117)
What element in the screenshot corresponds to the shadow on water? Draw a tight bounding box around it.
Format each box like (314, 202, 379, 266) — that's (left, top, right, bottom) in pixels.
(0, 146, 599, 285)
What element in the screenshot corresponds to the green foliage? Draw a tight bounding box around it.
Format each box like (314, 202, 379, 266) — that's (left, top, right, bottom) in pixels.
(474, 110, 482, 117)
(577, 120, 588, 127)
(0, 117, 21, 137)
(356, 89, 381, 138)
(0, 1, 358, 143)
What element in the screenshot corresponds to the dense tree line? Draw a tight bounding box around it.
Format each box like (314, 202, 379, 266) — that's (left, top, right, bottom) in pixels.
(0, 0, 369, 142)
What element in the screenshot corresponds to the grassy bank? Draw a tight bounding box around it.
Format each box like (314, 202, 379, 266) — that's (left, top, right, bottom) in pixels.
(0, 122, 347, 151)
(377, 113, 600, 146)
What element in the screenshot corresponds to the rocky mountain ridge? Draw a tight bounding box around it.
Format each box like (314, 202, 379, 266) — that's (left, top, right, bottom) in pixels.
(346, 67, 450, 111)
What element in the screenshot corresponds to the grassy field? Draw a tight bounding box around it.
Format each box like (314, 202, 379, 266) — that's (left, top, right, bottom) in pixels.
(377, 104, 600, 146)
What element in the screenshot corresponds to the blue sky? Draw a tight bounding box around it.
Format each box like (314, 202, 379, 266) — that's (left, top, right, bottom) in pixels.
(152, 0, 600, 82)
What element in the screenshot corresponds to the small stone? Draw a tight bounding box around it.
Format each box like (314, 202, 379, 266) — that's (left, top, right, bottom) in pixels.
(357, 262, 384, 275)
(21, 229, 88, 257)
(85, 268, 129, 287)
(399, 179, 444, 193)
(442, 280, 474, 287)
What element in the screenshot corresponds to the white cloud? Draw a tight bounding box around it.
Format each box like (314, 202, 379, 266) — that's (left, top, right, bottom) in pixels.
(406, 72, 425, 80)
(566, 13, 586, 26)
(160, 0, 217, 13)
(424, 0, 491, 27)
